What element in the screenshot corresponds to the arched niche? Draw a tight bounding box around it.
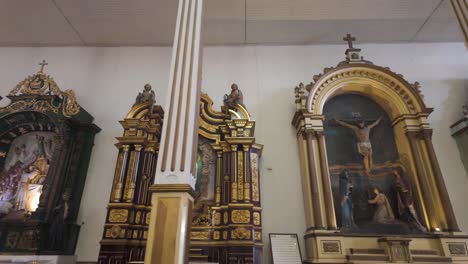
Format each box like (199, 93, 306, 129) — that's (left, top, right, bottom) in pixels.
(292, 50, 465, 263)
(0, 66, 100, 255)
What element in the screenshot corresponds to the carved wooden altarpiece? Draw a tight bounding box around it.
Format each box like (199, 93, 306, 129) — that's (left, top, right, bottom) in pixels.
(292, 35, 468, 263)
(98, 89, 263, 264)
(0, 62, 100, 254)
(98, 86, 164, 263)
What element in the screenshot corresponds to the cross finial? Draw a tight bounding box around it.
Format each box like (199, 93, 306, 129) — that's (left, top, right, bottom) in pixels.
(343, 34, 356, 49)
(38, 59, 48, 73)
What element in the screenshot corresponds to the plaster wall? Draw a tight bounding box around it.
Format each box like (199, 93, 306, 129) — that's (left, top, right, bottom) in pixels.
(0, 43, 466, 262)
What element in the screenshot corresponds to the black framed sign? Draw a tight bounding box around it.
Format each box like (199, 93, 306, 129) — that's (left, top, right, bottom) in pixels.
(269, 233, 303, 264)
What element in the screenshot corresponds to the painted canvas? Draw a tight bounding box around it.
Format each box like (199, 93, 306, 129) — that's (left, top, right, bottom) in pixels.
(192, 137, 216, 227)
(0, 132, 56, 218)
(324, 94, 425, 234)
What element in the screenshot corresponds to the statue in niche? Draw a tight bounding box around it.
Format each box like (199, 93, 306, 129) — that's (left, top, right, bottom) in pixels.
(333, 117, 382, 175)
(339, 170, 357, 230)
(223, 83, 244, 110)
(368, 186, 395, 224)
(391, 169, 426, 232)
(135, 84, 155, 106)
(0, 132, 55, 217)
(48, 191, 71, 251)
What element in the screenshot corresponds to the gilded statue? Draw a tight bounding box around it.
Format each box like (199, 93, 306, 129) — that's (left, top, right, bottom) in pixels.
(223, 83, 244, 110)
(333, 117, 382, 175)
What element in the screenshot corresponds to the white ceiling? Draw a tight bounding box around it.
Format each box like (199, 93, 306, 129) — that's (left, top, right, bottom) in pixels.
(0, 0, 463, 46)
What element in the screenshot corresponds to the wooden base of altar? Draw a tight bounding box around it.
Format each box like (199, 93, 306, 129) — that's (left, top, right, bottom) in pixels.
(0, 255, 76, 264)
(303, 231, 468, 263)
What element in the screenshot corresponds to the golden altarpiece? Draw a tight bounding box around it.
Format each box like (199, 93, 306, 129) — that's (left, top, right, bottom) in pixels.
(292, 36, 468, 263)
(98, 86, 263, 264)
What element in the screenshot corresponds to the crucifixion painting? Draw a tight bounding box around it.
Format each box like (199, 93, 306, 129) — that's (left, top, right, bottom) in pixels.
(333, 116, 382, 176)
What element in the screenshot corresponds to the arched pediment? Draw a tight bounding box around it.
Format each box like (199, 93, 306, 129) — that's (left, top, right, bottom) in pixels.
(305, 63, 431, 119)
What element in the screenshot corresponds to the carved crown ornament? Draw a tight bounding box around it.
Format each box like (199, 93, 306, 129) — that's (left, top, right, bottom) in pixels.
(0, 60, 80, 117)
(294, 34, 429, 116)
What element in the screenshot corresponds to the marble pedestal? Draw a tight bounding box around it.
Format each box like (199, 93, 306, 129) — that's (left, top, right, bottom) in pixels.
(0, 255, 75, 264)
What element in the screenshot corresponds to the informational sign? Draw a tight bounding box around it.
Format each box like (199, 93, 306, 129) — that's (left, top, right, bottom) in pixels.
(269, 233, 302, 264)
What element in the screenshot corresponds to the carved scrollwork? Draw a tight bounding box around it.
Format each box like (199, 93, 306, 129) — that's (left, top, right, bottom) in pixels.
(109, 209, 128, 223)
(2, 65, 81, 117)
(231, 210, 250, 224)
(231, 227, 251, 240)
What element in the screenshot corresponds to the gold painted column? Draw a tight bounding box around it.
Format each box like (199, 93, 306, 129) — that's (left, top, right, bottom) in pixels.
(422, 129, 460, 231)
(231, 145, 238, 202)
(407, 131, 441, 231)
(305, 130, 325, 229)
(450, 0, 468, 48)
(316, 131, 337, 229)
(145, 0, 203, 262)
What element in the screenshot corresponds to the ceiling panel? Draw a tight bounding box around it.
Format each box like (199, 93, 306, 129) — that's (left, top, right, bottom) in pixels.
(413, 0, 464, 42)
(246, 0, 441, 20)
(54, 0, 178, 46)
(246, 19, 427, 44)
(0, 0, 463, 46)
(0, 0, 82, 46)
(204, 0, 245, 45)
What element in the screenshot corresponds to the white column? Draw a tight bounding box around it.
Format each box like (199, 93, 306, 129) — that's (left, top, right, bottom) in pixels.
(451, 0, 468, 48)
(144, 0, 203, 263)
(156, 0, 203, 187)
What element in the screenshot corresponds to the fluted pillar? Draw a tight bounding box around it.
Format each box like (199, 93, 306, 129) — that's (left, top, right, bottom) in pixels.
(450, 0, 468, 48)
(144, 0, 203, 262)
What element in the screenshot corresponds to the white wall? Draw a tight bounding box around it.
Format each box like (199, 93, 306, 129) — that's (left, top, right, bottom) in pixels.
(0, 43, 466, 263)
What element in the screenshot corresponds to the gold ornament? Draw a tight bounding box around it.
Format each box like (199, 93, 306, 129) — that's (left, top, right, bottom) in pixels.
(253, 212, 261, 225)
(231, 227, 251, 240)
(231, 210, 250, 224)
(109, 209, 129, 223)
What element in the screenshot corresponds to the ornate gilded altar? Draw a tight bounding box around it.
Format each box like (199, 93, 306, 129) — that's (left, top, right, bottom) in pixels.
(292, 35, 468, 263)
(190, 91, 263, 263)
(98, 84, 164, 263)
(0, 61, 100, 254)
(98, 86, 263, 264)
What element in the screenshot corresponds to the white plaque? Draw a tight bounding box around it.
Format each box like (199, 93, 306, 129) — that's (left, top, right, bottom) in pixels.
(269, 233, 302, 264)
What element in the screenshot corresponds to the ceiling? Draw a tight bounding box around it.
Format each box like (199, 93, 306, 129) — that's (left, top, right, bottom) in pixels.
(0, 0, 463, 46)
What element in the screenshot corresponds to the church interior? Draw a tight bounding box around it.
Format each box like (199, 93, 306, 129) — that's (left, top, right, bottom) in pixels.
(0, 0, 467, 263)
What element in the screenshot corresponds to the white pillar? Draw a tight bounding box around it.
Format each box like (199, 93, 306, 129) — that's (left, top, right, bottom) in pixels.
(451, 0, 468, 48)
(144, 0, 203, 263)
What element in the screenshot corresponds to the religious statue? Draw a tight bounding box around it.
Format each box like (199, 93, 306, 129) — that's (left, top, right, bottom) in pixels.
(339, 170, 357, 229)
(368, 187, 394, 224)
(48, 191, 71, 251)
(223, 83, 244, 110)
(391, 169, 426, 232)
(333, 117, 382, 175)
(135, 84, 156, 106)
(15, 165, 42, 212)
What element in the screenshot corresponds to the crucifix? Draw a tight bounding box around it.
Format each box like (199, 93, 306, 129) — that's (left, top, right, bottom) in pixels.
(38, 60, 48, 73)
(343, 34, 356, 49)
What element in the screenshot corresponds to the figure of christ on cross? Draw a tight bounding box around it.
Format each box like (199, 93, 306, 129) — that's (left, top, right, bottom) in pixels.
(333, 116, 382, 176)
